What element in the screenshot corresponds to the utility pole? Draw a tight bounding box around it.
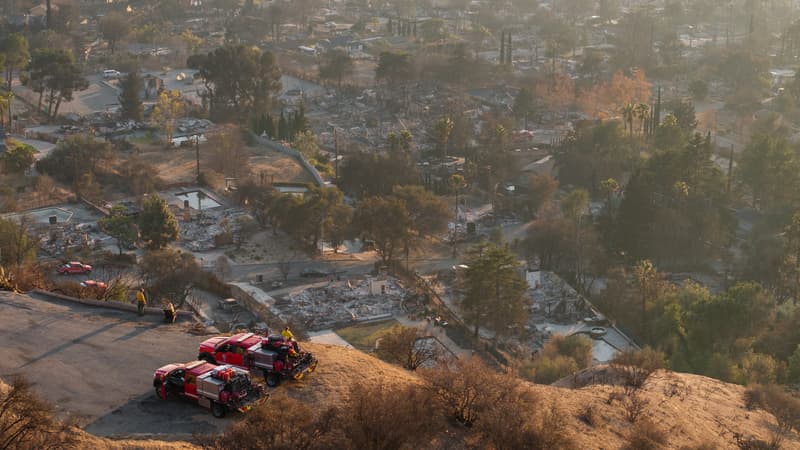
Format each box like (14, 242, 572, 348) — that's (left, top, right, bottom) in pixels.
(334, 127, 339, 182)
(726, 144, 734, 195)
(452, 185, 459, 258)
(195, 134, 200, 180)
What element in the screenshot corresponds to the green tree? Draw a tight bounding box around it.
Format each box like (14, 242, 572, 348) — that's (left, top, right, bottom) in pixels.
(560, 188, 589, 222)
(188, 45, 281, 121)
(35, 134, 110, 196)
(318, 49, 354, 88)
(420, 18, 446, 43)
(180, 31, 203, 56)
(292, 130, 319, 158)
(138, 194, 180, 250)
(140, 248, 198, 307)
(737, 134, 800, 209)
(665, 99, 697, 133)
(340, 151, 420, 198)
(0, 217, 38, 266)
(555, 121, 635, 192)
(326, 202, 353, 253)
(99, 205, 138, 254)
(354, 196, 409, 263)
(375, 52, 414, 89)
(512, 87, 537, 125)
(0, 33, 29, 90)
(617, 133, 730, 262)
(462, 243, 528, 337)
(152, 90, 185, 145)
(1, 140, 36, 174)
(633, 260, 669, 342)
(118, 71, 144, 121)
(299, 186, 349, 251)
(431, 116, 454, 158)
(688, 80, 708, 101)
(387, 130, 413, 152)
(208, 126, 249, 178)
(99, 12, 130, 54)
(25, 48, 88, 119)
(781, 211, 800, 303)
(392, 185, 450, 266)
(528, 174, 558, 216)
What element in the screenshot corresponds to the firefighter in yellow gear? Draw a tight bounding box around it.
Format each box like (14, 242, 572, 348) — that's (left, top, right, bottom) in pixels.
(136, 288, 147, 316)
(163, 301, 176, 323)
(282, 326, 300, 353)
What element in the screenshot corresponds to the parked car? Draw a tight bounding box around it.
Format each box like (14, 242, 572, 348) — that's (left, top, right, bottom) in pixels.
(57, 262, 92, 275)
(300, 268, 327, 278)
(80, 280, 107, 290)
(102, 69, 121, 79)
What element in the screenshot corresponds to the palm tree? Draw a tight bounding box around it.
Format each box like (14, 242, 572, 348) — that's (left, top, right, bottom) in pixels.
(433, 117, 454, 157)
(0, 91, 11, 130)
(634, 103, 650, 135)
(621, 103, 635, 135)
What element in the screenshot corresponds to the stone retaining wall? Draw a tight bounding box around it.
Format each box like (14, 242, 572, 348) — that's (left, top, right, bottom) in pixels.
(30, 289, 194, 319)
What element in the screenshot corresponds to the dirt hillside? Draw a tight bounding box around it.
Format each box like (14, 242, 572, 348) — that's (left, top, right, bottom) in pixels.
(273, 343, 794, 449)
(7, 342, 795, 449)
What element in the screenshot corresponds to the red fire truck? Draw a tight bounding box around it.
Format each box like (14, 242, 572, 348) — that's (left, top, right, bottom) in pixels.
(198, 332, 318, 387)
(153, 360, 267, 417)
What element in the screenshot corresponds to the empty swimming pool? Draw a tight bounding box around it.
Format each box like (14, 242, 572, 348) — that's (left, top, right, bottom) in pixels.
(176, 191, 222, 209)
(5, 207, 73, 225)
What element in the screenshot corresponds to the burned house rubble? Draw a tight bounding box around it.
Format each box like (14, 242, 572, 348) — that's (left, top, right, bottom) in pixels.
(524, 270, 638, 363)
(276, 277, 415, 331)
(526, 270, 593, 323)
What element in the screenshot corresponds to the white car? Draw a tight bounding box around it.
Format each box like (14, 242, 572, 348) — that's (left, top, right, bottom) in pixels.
(102, 69, 121, 79)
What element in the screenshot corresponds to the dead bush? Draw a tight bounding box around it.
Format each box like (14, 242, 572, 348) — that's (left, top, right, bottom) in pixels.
(578, 405, 601, 427)
(608, 390, 626, 405)
(7, 263, 50, 291)
(540, 334, 594, 369)
(732, 432, 782, 450)
(678, 443, 718, 450)
(622, 419, 668, 450)
(377, 325, 440, 370)
(622, 391, 650, 423)
(744, 384, 800, 435)
(476, 393, 576, 450)
(422, 357, 505, 427)
(339, 382, 442, 450)
(211, 396, 344, 450)
(611, 347, 666, 391)
(0, 377, 77, 449)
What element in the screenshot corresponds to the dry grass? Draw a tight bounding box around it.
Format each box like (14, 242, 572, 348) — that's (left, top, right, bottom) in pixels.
(127, 142, 311, 188)
(11, 343, 797, 449)
(334, 319, 399, 351)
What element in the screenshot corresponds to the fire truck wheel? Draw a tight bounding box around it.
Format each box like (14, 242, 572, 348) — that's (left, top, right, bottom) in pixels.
(155, 385, 166, 400)
(211, 402, 227, 418)
(265, 372, 281, 387)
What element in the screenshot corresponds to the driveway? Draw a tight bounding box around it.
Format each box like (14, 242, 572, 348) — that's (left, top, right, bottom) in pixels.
(0, 292, 230, 438)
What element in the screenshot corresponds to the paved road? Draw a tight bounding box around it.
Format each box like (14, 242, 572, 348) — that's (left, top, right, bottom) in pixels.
(0, 292, 231, 438)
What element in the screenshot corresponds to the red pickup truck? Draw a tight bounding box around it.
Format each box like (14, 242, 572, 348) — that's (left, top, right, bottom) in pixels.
(198, 332, 318, 387)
